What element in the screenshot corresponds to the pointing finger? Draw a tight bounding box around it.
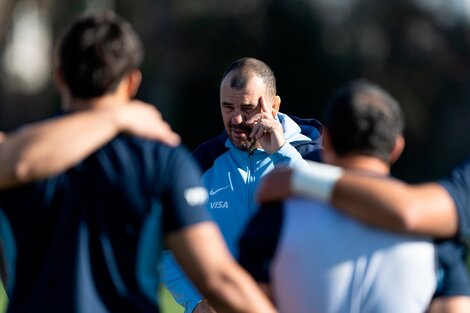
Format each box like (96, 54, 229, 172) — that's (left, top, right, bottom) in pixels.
(259, 96, 269, 113)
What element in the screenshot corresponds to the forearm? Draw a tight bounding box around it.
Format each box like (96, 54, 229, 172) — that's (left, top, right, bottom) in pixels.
(203, 262, 276, 313)
(292, 161, 458, 237)
(159, 250, 203, 312)
(332, 174, 458, 237)
(332, 174, 418, 232)
(0, 102, 180, 189)
(258, 162, 458, 238)
(167, 222, 277, 313)
(0, 108, 122, 188)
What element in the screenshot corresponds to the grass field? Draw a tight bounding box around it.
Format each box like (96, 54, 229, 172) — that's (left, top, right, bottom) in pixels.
(0, 284, 6, 313)
(160, 285, 184, 313)
(0, 284, 183, 313)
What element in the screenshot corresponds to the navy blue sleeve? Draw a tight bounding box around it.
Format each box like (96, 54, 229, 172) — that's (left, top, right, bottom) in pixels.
(192, 133, 228, 172)
(433, 239, 470, 298)
(160, 145, 212, 235)
(239, 201, 284, 283)
(438, 158, 470, 240)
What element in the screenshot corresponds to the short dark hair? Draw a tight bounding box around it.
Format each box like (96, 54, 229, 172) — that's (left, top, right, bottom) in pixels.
(222, 57, 276, 96)
(56, 10, 143, 99)
(324, 80, 404, 163)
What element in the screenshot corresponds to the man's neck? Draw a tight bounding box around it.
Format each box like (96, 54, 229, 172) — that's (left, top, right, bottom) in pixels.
(62, 93, 129, 112)
(331, 155, 390, 176)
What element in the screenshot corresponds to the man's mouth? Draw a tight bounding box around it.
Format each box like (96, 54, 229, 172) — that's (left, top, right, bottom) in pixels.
(230, 125, 251, 138)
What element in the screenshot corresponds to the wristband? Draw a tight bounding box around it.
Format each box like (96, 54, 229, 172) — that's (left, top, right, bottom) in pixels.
(291, 161, 343, 202)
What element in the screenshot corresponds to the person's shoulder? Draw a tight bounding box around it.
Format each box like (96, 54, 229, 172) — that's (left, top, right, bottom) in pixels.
(282, 114, 323, 161)
(449, 157, 470, 179)
(287, 114, 323, 141)
(94, 135, 195, 172)
(193, 132, 227, 153)
(192, 132, 229, 172)
(111, 134, 180, 152)
(438, 156, 470, 189)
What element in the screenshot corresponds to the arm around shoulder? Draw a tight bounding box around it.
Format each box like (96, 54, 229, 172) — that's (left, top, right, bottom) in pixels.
(259, 162, 459, 238)
(332, 175, 459, 238)
(0, 102, 179, 189)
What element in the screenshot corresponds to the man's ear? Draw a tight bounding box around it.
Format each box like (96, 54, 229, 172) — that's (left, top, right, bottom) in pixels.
(54, 67, 65, 90)
(320, 129, 334, 163)
(127, 69, 142, 98)
(271, 95, 281, 117)
(54, 67, 72, 106)
(389, 135, 405, 165)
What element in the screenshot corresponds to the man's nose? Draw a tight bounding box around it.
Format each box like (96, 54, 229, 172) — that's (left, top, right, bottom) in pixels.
(231, 112, 244, 125)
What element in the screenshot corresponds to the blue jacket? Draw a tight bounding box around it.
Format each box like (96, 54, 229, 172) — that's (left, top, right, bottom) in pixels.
(159, 113, 322, 312)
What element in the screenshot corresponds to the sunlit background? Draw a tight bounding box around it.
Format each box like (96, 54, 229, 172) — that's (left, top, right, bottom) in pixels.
(1, 0, 470, 183)
(1, 1, 470, 312)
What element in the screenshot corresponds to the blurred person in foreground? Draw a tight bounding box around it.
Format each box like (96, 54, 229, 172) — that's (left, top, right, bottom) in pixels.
(240, 80, 437, 312)
(159, 57, 322, 312)
(0, 56, 180, 296)
(0, 10, 276, 313)
(0, 103, 178, 291)
(257, 81, 470, 313)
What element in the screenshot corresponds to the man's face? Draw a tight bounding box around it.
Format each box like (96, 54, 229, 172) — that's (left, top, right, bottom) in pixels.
(220, 73, 272, 151)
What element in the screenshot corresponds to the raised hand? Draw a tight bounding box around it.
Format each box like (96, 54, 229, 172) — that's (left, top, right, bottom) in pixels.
(245, 96, 285, 154)
(117, 100, 180, 147)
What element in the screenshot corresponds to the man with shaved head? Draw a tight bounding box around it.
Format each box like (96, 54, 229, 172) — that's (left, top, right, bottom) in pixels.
(160, 57, 323, 312)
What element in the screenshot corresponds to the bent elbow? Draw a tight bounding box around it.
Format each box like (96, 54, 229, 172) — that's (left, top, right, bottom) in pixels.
(393, 200, 426, 235)
(397, 210, 420, 233)
(13, 159, 35, 185)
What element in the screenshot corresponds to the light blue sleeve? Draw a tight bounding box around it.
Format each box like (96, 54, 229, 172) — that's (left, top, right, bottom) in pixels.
(269, 142, 311, 170)
(159, 250, 203, 312)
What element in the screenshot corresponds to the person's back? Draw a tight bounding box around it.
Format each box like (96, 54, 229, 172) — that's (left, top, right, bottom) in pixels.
(1, 135, 206, 312)
(263, 198, 435, 313)
(240, 80, 436, 313)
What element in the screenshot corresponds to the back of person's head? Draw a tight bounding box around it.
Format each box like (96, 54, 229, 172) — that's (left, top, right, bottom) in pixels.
(56, 9, 143, 99)
(221, 57, 277, 97)
(324, 80, 404, 163)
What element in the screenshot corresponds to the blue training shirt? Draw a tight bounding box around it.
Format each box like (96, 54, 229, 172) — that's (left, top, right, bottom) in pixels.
(0, 135, 211, 313)
(239, 199, 436, 313)
(439, 157, 470, 239)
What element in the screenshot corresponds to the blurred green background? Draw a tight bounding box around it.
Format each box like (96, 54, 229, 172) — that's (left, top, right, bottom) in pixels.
(1, 0, 470, 312)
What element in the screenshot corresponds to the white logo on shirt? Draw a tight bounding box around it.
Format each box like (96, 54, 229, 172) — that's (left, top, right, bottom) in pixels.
(210, 201, 229, 209)
(184, 187, 208, 206)
(209, 185, 230, 196)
